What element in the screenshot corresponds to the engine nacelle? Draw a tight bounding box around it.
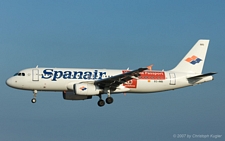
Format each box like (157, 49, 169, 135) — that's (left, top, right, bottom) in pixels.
(63, 91, 92, 100)
(74, 83, 102, 95)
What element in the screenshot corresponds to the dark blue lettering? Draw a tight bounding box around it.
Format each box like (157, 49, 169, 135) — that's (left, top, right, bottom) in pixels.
(98, 72, 106, 79)
(42, 69, 53, 79)
(52, 71, 63, 81)
(83, 72, 92, 79)
(63, 71, 72, 79)
(73, 71, 83, 79)
(42, 69, 107, 81)
(93, 70, 98, 79)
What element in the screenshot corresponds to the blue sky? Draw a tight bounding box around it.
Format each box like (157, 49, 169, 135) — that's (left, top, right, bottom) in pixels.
(0, 0, 224, 141)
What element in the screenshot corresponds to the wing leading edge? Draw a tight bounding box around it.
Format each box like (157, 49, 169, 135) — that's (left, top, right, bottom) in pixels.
(94, 67, 148, 90)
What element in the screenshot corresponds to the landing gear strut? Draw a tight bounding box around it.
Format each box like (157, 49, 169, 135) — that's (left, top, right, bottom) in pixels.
(31, 90, 37, 103)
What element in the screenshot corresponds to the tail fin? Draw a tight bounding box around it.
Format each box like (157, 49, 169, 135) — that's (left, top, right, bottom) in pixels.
(171, 39, 210, 74)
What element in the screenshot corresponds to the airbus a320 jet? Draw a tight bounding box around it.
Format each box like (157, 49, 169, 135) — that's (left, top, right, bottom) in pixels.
(6, 40, 216, 107)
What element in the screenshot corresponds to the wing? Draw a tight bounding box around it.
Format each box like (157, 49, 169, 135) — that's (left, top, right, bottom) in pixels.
(94, 67, 148, 90)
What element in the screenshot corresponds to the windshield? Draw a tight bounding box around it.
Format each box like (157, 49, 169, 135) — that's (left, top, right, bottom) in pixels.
(14, 73, 25, 76)
(14, 73, 18, 76)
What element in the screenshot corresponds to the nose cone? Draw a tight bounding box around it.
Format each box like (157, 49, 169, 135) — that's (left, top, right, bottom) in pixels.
(6, 77, 15, 88)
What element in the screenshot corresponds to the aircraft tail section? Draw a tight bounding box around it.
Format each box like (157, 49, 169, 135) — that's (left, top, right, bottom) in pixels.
(171, 39, 210, 74)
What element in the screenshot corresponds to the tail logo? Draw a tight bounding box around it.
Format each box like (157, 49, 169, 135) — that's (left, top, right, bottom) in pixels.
(185, 55, 202, 65)
(80, 86, 87, 91)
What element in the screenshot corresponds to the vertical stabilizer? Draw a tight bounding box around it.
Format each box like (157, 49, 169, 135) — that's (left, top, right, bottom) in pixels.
(171, 40, 210, 74)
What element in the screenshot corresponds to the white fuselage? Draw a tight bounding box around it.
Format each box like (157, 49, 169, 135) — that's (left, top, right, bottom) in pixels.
(5, 40, 215, 107)
(6, 67, 212, 94)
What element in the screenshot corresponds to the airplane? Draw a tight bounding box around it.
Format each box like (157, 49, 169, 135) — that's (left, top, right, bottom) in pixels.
(6, 39, 216, 107)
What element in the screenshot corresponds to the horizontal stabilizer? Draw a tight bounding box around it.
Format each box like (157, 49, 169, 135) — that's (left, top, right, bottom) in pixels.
(187, 72, 216, 85)
(187, 72, 217, 79)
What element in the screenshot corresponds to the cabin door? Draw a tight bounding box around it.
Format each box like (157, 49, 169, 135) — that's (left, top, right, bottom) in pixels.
(169, 73, 176, 85)
(32, 69, 39, 81)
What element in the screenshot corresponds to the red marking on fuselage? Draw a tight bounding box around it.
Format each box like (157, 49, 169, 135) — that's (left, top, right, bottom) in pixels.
(122, 70, 165, 88)
(139, 71, 165, 80)
(122, 70, 137, 88)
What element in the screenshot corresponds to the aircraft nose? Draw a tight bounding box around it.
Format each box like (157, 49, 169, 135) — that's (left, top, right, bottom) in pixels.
(6, 78, 15, 87)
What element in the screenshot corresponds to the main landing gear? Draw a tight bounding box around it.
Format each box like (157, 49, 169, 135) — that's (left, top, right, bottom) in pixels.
(31, 90, 37, 103)
(97, 97, 114, 107)
(97, 90, 114, 107)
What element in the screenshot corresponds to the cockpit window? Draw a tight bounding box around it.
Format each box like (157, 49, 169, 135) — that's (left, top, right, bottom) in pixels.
(14, 72, 25, 76)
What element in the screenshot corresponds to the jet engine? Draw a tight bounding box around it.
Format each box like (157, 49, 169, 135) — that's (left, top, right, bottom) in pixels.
(63, 91, 92, 100)
(74, 83, 102, 95)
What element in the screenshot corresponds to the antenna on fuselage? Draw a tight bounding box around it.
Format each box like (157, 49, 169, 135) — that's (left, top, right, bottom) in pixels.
(36, 65, 38, 68)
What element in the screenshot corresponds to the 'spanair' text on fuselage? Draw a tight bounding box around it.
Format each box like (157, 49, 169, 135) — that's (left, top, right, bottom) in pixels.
(42, 69, 107, 81)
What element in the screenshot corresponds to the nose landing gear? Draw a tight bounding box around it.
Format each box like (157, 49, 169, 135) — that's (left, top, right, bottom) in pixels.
(31, 98, 36, 103)
(31, 90, 37, 103)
